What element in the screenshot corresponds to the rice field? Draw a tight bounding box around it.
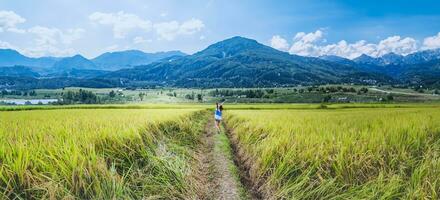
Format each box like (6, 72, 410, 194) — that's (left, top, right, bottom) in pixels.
(226, 107, 440, 199)
(2, 103, 440, 199)
(0, 108, 207, 199)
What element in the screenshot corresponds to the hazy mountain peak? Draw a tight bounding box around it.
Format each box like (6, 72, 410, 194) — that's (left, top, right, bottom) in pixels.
(52, 54, 96, 71)
(92, 50, 187, 70)
(195, 36, 273, 58)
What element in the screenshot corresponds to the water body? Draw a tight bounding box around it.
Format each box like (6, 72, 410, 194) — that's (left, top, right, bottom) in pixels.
(0, 99, 58, 105)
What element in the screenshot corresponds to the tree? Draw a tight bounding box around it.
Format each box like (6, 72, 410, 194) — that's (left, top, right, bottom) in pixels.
(359, 87, 368, 93)
(139, 92, 146, 101)
(307, 87, 313, 93)
(109, 90, 116, 98)
(61, 89, 99, 104)
(386, 94, 394, 101)
(185, 93, 195, 100)
(197, 93, 203, 102)
(322, 95, 331, 103)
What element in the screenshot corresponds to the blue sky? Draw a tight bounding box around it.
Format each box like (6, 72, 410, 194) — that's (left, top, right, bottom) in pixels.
(1, 0, 440, 59)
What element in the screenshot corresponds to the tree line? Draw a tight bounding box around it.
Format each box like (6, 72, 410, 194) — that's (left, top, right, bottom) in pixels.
(1, 90, 37, 97)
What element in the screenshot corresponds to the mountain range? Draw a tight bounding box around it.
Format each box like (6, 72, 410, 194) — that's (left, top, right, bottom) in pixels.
(0, 49, 186, 74)
(1, 36, 440, 89)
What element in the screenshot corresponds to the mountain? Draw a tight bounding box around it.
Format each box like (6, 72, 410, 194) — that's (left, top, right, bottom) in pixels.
(319, 55, 356, 66)
(403, 49, 440, 64)
(2, 37, 440, 89)
(52, 55, 97, 72)
(353, 54, 382, 65)
(353, 49, 440, 66)
(105, 36, 386, 87)
(0, 66, 40, 77)
(0, 48, 186, 73)
(0, 49, 60, 69)
(400, 59, 440, 86)
(47, 68, 110, 79)
(92, 50, 186, 70)
(381, 53, 405, 65)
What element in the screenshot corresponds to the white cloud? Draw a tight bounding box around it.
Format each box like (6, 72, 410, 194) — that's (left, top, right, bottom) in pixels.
(0, 10, 26, 33)
(89, 11, 204, 41)
(294, 30, 323, 43)
(28, 26, 60, 46)
(179, 19, 204, 35)
(133, 36, 152, 44)
(61, 28, 85, 44)
(270, 35, 289, 51)
(0, 40, 16, 49)
(154, 21, 179, 41)
(422, 32, 440, 50)
(154, 18, 204, 41)
(89, 11, 152, 39)
(281, 30, 420, 59)
(25, 26, 84, 57)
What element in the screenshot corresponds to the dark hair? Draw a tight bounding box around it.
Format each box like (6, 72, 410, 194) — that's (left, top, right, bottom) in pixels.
(219, 105, 223, 111)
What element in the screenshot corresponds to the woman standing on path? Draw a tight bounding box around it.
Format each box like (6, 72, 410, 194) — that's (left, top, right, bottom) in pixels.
(214, 100, 225, 132)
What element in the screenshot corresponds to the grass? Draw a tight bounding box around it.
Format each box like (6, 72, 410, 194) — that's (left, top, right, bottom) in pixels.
(2, 102, 439, 112)
(0, 108, 208, 199)
(214, 128, 250, 199)
(226, 107, 440, 199)
(2, 102, 440, 199)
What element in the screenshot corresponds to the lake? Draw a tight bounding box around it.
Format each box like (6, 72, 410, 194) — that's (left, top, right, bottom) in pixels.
(0, 99, 58, 105)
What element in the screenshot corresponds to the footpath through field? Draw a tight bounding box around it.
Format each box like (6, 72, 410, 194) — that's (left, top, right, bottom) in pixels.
(196, 119, 250, 200)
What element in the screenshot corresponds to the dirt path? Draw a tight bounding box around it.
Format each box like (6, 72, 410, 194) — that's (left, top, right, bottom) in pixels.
(196, 119, 246, 200)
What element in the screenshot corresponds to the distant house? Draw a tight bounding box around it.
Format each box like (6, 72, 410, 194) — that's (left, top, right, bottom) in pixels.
(337, 97, 350, 103)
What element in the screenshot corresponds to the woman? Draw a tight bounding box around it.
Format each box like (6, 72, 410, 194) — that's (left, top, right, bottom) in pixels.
(214, 101, 224, 132)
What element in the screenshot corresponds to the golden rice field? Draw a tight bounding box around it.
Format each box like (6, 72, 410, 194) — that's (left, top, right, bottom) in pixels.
(0, 108, 206, 199)
(226, 107, 440, 199)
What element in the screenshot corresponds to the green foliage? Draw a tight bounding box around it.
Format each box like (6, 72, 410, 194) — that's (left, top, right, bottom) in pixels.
(138, 92, 146, 101)
(386, 94, 394, 101)
(109, 90, 116, 98)
(60, 89, 100, 104)
(322, 95, 332, 102)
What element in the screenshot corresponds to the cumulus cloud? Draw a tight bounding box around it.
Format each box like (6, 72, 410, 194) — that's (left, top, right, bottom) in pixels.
(89, 11, 152, 38)
(154, 18, 204, 41)
(270, 35, 289, 51)
(422, 32, 440, 50)
(26, 26, 84, 57)
(28, 26, 84, 45)
(0, 10, 26, 33)
(271, 30, 422, 59)
(0, 10, 83, 57)
(61, 28, 85, 44)
(89, 11, 204, 41)
(0, 40, 16, 49)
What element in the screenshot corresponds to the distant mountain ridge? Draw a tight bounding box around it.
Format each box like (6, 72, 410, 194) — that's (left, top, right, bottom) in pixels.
(352, 49, 440, 66)
(0, 49, 186, 73)
(91, 50, 186, 70)
(1, 36, 440, 89)
(0, 49, 60, 69)
(104, 36, 387, 87)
